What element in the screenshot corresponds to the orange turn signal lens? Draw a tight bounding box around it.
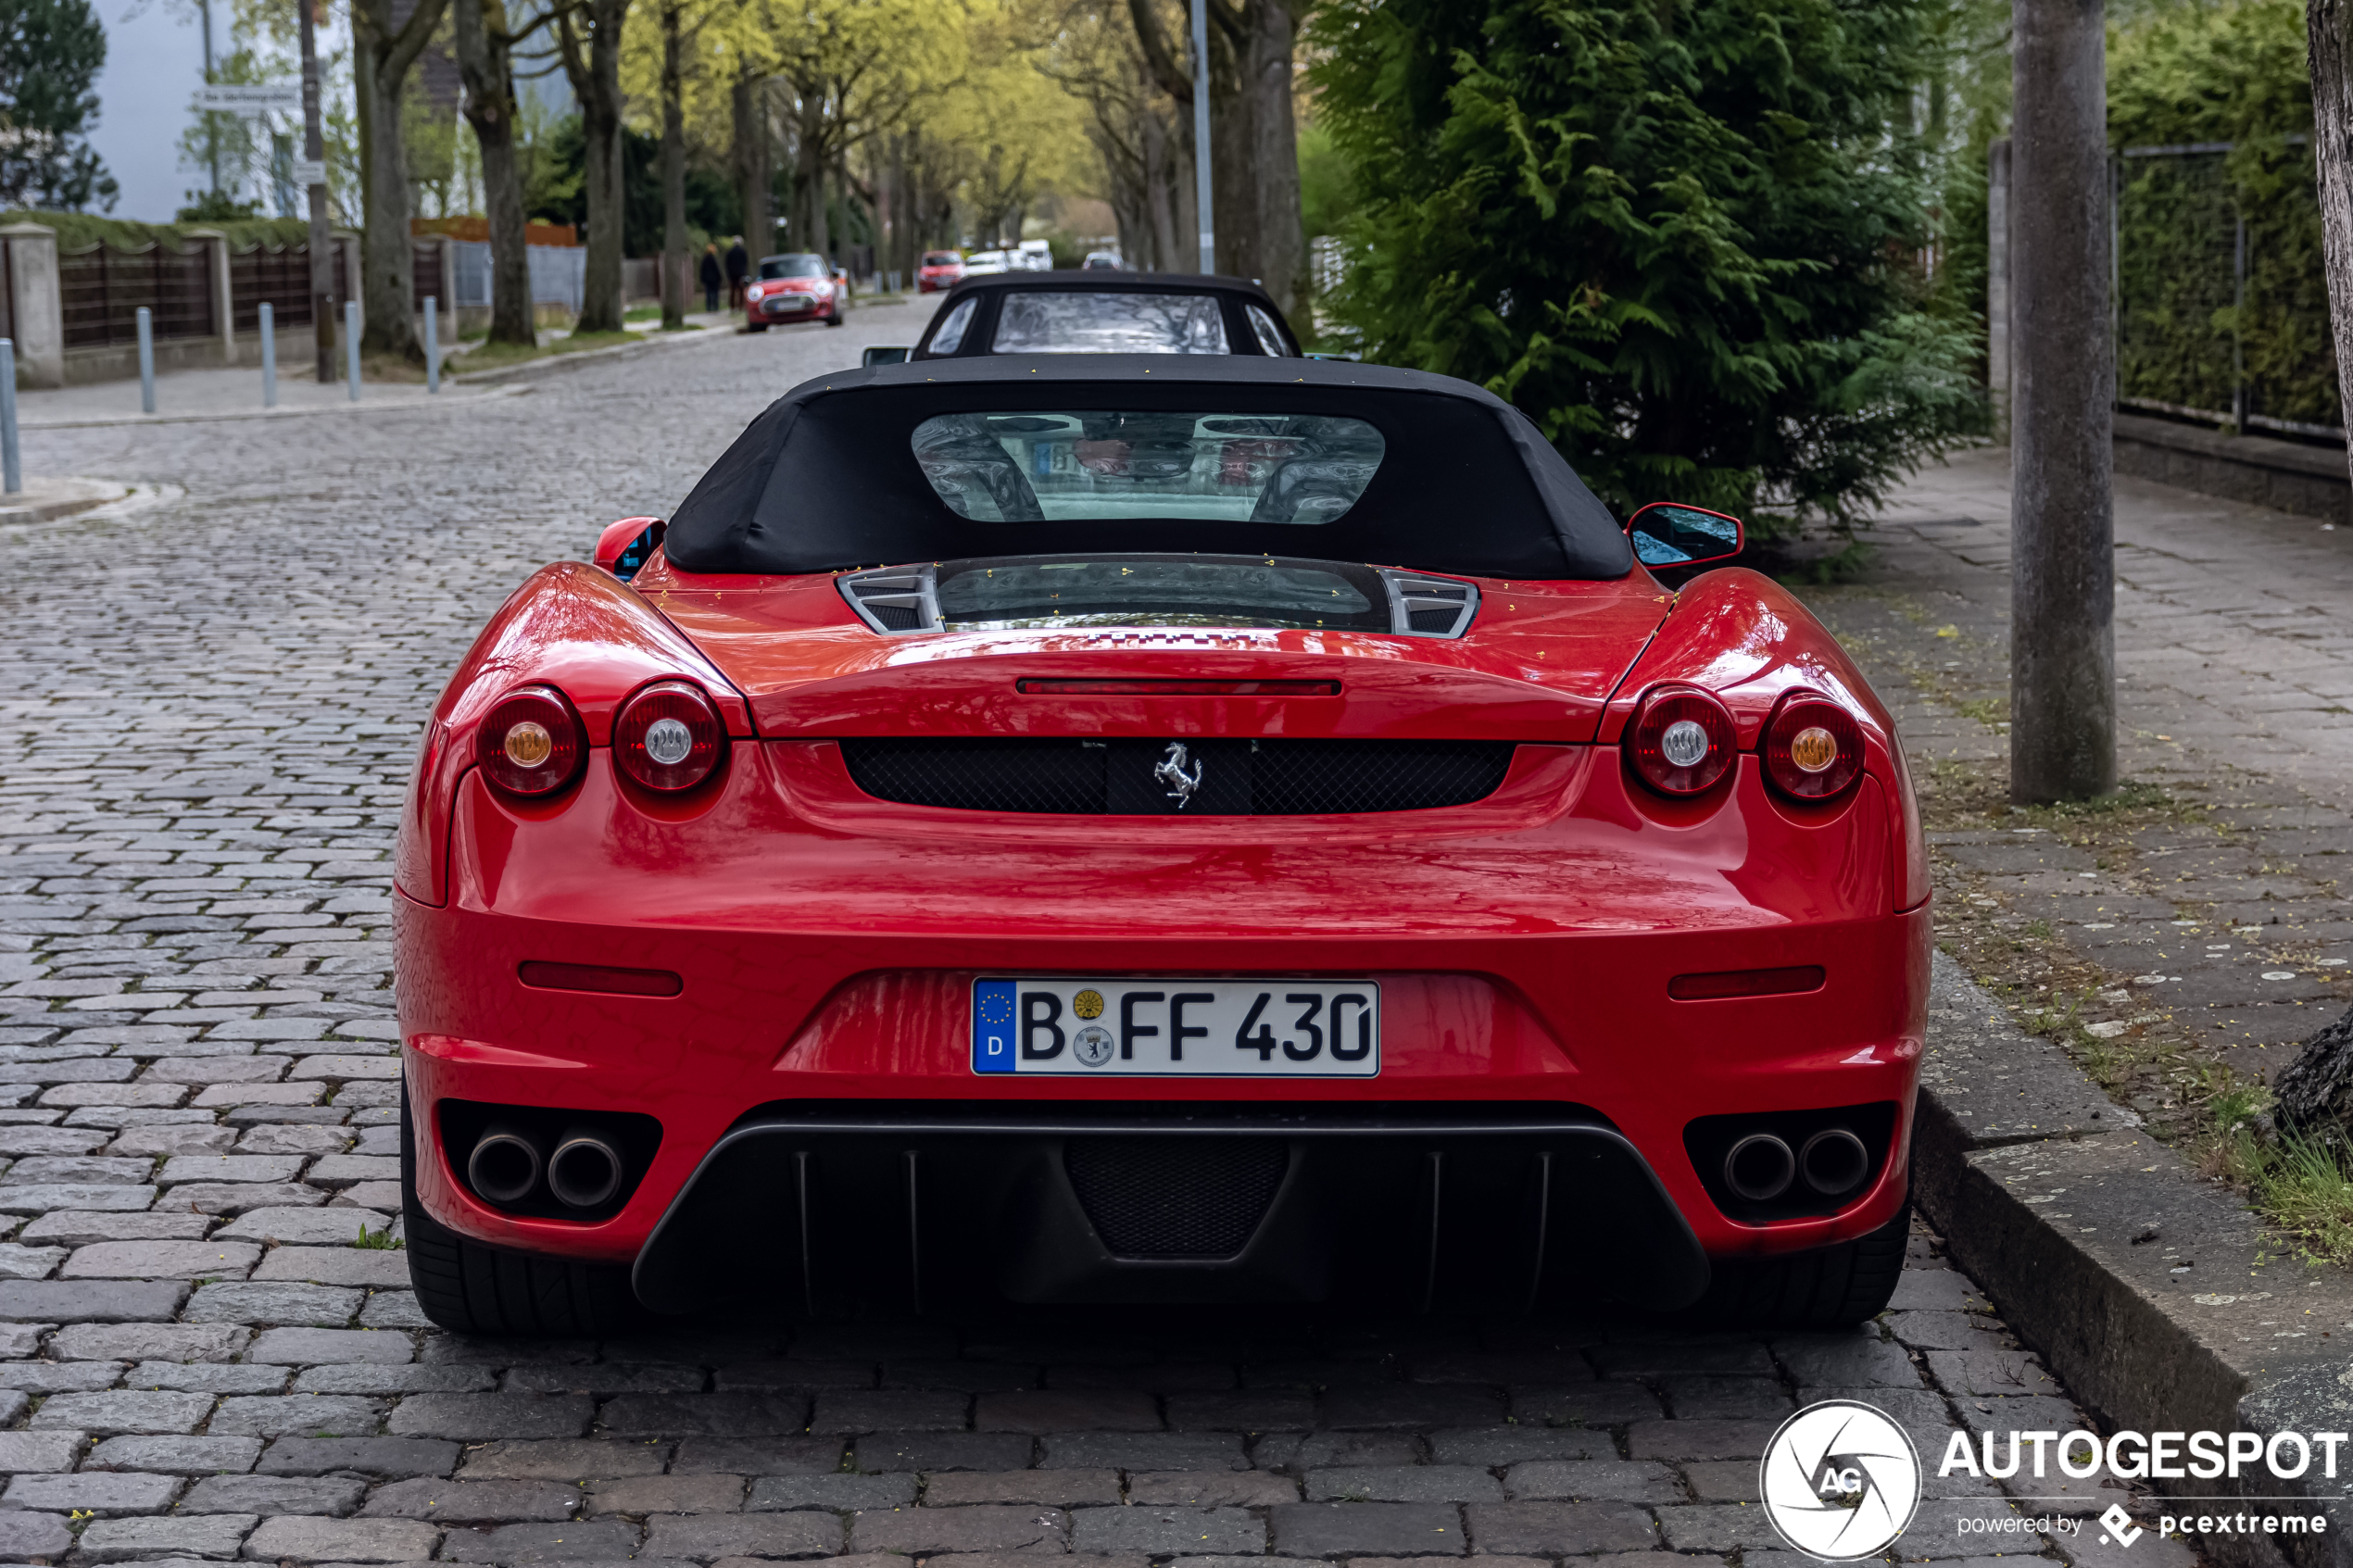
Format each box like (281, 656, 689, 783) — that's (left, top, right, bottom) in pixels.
(1762, 691, 1863, 801)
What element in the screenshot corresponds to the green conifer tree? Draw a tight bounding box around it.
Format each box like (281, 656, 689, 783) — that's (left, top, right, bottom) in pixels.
(1309, 0, 1979, 527)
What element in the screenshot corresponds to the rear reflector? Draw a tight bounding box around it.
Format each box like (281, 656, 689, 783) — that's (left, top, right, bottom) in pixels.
(1668, 965, 1825, 1001)
(1017, 679, 1340, 696)
(517, 961, 683, 997)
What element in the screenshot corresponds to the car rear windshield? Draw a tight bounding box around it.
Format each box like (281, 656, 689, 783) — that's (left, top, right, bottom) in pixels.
(991, 292, 1228, 354)
(912, 410, 1385, 524)
(923, 252, 962, 266)
(759, 255, 826, 279)
(934, 553, 1390, 632)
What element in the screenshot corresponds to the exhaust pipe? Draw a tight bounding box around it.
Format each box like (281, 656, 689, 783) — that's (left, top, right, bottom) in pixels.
(547, 1128, 624, 1210)
(468, 1127, 543, 1206)
(1723, 1133, 1795, 1202)
(1799, 1128, 1870, 1196)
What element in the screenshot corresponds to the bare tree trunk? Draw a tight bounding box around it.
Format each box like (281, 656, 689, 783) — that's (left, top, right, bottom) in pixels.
(351, 0, 447, 359)
(2311, 0, 2353, 468)
(796, 117, 830, 259)
(734, 73, 773, 263)
(1243, 0, 1304, 315)
(2008, 0, 2116, 803)
(661, 1, 687, 328)
(452, 0, 533, 345)
(559, 0, 627, 332)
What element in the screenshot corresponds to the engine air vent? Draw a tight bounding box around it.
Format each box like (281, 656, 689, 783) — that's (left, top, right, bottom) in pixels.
(1383, 574, 1478, 637)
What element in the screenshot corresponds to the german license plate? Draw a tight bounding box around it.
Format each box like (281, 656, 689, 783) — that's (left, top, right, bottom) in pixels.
(972, 978, 1379, 1077)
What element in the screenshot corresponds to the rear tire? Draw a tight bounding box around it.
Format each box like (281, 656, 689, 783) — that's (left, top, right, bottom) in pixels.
(1678, 1202, 1910, 1328)
(402, 1086, 647, 1337)
(747, 322, 768, 333)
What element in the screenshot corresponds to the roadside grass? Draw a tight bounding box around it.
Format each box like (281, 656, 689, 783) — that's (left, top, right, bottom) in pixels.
(624, 304, 663, 322)
(452, 329, 643, 374)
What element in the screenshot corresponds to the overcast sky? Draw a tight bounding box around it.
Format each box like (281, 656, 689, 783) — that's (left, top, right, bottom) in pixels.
(87, 0, 357, 223)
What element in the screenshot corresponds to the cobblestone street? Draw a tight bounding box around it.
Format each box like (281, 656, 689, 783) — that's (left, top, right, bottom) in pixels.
(0, 322, 2167, 1568)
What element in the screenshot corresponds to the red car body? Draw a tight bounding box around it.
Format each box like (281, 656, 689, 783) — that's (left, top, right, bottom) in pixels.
(918, 251, 965, 293)
(396, 358, 1929, 1332)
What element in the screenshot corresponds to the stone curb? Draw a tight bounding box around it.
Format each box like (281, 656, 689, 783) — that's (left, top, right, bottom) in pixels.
(449, 295, 910, 385)
(452, 322, 740, 385)
(0, 477, 130, 523)
(20, 385, 529, 431)
(1914, 948, 2353, 1568)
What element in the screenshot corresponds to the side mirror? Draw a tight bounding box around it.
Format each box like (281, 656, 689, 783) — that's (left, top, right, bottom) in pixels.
(595, 516, 666, 582)
(862, 345, 912, 368)
(1626, 502, 1743, 568)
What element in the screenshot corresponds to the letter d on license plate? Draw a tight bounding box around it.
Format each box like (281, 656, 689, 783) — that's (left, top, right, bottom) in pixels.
(972, 978, 1379, 1077)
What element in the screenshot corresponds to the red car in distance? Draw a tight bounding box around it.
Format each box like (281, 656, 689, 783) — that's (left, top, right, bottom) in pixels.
(396, 356, 1929, 1336)
(917, 250, 965, 293)
(744, 253, 844, 332)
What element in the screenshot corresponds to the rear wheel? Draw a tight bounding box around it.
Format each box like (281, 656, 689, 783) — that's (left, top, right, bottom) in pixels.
(747, 321, 769, 333)
(1678, 1202, 1910, 1328)
(402, 1086, 646, 1337)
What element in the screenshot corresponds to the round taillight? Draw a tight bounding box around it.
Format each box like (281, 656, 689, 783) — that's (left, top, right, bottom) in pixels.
(613, 681, 725, 792)
(477, 687, 584, 797)
(1763, 691, 1864, 801)
(1627, 685, 1737, 796)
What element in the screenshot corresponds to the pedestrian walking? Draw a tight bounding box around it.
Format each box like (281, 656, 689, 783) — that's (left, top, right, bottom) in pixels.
(699, 245, 723, 314)
(725, 238, 749, 309)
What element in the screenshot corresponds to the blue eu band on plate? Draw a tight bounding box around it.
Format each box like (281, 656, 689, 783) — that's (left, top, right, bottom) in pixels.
(972, 978, 1380, 1077)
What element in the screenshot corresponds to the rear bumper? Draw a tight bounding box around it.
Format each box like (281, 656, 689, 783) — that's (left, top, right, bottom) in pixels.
(396, 743, 1931, 1289)
(632, 1105, 1708, 1314)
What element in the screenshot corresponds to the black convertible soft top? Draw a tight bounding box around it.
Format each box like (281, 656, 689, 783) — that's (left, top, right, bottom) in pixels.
(661, 356, 1633, 581)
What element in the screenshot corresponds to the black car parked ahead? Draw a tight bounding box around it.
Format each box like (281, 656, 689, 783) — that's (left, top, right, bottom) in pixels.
(862, 271, 1302, 367)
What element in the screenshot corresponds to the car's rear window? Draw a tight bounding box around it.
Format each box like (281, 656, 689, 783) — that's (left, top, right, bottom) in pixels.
(923, 252, 962, 266)
(991, 292, 1228, 354)
(912, 410, 1385, 524)
(759, 255, 826, 280)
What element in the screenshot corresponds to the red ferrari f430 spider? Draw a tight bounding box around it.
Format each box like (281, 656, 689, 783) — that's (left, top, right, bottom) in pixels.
(395, 357, 1930, 1335)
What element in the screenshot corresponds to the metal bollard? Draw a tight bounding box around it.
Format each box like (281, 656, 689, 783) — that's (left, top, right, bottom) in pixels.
(345, 300, 360, 401)
(136, 307, 156, 414)
(0, 338, 19, 495)
(424, 296, 439, 394)
(259, 303, 277, 408)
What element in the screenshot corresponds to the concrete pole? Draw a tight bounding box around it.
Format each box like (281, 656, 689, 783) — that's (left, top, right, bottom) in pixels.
(260, 302, 276, 408)
(2008, 0, 2115, 803)
(136, 307, 157, 415)
(424, 296, 438, 393)
(1190, 0, 1214, 275)
(0, 340, 19, 494)
(345, 299, 361, 400)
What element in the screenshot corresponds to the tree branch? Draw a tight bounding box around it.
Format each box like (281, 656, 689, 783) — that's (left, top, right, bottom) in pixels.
(1127, 0, 1193, 102)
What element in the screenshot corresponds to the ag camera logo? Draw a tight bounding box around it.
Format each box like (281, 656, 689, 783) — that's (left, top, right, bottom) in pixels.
(1760, 1399, 1923, 1560)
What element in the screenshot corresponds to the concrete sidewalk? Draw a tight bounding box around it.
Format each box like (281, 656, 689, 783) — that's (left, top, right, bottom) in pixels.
(1796, 444, 2353, 1119)
(14, 362, 513, 428)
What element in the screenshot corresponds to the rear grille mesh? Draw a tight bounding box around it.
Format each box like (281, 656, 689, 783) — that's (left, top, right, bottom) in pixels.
(1064, 1136, 1289, 1258)
(837, 738, 1515, 816)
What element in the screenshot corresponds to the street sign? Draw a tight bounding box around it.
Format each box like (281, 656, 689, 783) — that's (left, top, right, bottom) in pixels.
(198, 84, 302, 111)
(291, 159, 327, 188)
